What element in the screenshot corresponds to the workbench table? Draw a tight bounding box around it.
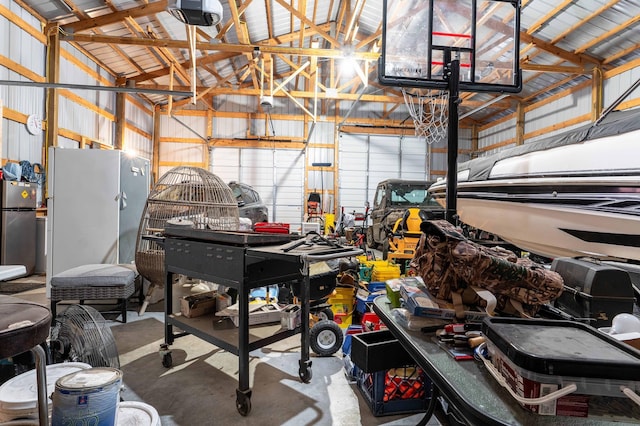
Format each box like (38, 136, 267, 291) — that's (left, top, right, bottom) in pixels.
(372, 296, 640, 425)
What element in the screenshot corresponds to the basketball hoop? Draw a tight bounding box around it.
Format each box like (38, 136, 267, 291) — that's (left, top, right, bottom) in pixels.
(402, 88, 449, 144)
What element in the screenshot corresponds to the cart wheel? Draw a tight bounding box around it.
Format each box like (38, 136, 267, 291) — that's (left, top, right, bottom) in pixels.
(310, 320, 344, 357)
(162, 353, 172, 368)
(317, 307, 334, 321)
(236, 394, 252, 416)
(299, 365, 313, 383)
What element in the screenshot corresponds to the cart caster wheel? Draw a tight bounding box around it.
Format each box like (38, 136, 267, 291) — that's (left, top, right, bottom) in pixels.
(310, 320, 344, 357)
(236, 390, 252, 416)
(162, 353, 172, 368)
(299, 366, 313, 383)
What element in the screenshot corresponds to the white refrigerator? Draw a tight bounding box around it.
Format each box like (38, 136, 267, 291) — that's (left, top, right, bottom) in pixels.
(46, 148, 150, 293)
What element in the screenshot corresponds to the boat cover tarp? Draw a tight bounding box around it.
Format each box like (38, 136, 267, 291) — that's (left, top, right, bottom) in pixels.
(463, 108, 640, 182)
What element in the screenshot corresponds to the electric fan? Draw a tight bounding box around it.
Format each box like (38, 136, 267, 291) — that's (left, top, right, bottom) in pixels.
(49, 305, 120, 368)
(135, 166, 240, 314)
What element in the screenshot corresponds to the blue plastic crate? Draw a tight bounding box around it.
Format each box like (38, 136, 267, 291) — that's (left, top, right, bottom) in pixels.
(355, 282, 387, 314)
(356, 366, 431, 417)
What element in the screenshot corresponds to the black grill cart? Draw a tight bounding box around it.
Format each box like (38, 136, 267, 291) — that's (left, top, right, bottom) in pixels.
(161, 227, 361, 416)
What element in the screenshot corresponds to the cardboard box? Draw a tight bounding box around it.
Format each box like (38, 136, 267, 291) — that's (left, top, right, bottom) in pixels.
(181, 290, 219, 318)
(216, 301, 284, 327)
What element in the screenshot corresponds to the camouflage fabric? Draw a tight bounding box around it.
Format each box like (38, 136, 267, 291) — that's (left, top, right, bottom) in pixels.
(410, 220, 564, 317)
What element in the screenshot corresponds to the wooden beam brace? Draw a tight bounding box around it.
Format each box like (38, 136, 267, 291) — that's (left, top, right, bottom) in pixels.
(59, 1, 168, 33)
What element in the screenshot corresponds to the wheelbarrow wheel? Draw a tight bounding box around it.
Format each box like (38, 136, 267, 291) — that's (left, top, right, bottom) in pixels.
(310, 320, 344, 357)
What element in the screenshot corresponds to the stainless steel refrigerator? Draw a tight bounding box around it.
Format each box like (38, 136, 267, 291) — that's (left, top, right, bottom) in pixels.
(46, 148, 150, 293)
(0, 180, 37, 275)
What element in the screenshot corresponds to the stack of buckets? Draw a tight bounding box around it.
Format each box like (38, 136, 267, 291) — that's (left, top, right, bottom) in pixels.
(357, 257, 402, 283)
(0, 364, 160, 425)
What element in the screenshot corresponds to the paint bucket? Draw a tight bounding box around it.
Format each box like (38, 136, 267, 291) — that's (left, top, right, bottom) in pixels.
(117, 401, 160, 426)
(51, 367, 122, 426)
(0, 362, 91, 422)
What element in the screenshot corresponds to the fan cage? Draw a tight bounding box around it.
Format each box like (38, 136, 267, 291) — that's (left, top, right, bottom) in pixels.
(135, 167, 239, 287)
(50, 305, 120, 369)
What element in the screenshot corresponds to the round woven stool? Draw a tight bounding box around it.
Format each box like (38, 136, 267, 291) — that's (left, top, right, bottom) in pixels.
(0, 295, 51, 426)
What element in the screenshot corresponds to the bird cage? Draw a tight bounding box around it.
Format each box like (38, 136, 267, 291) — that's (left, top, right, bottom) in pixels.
(135, 166, 239, 313)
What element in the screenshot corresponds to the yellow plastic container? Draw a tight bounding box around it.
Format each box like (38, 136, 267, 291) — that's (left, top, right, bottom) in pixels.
(372, 263, 401, 281)
(334, 312, 353, 328)
(324, 213, 336, 234)
(328, 296, 354, 314)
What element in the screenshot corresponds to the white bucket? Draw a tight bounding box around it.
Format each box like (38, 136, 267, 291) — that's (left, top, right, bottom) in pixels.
(0, 362, 91, 422)
(117, 401, 160, 426)
(51, 367, 122, 426)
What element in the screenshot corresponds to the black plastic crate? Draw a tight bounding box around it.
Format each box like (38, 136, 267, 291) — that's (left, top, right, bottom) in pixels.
(351, 329, 415, 373)
(356, 366, 431, 416)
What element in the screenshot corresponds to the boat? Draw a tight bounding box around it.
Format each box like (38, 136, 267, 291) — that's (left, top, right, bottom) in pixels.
(428, 107, 640, 262)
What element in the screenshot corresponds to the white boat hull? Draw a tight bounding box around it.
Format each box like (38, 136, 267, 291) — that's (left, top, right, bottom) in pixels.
(452, 197, 640, 261)
(429, 110, 640, 262)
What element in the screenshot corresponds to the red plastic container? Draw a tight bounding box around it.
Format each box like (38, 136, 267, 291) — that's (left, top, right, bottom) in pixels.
(253, 222, 290, 234)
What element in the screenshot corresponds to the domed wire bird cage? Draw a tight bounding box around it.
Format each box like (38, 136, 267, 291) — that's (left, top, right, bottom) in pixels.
(135, 166, 239, 314)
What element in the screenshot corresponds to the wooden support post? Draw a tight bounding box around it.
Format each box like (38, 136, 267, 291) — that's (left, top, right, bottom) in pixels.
(45, 26, 60, 194)
(592, 67, 603, 122)
(114, 90, 126, 150)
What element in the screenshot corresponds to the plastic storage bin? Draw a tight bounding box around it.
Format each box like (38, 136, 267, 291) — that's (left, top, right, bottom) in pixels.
(482, 317, 640, 416)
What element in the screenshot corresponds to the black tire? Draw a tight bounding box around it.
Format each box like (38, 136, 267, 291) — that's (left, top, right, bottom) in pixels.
(382, 239, 390, 260)
(310, 320, 344, 356)
(162, 353, 172, 368)
(298, 366, 313, 383)
(317, 307, 334, 321)
(236, 396, 251, 416)
(366, 227, 376, 249)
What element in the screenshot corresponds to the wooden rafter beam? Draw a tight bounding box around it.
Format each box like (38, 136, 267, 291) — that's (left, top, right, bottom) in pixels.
(59, 1, 168, 33)
(574, 14, 640, 54)
(520, 63, 586, 74)
(59, 33, 379, 59)
(274, 0, 340, 47)
(526, 0, 573, 35)
(520, 32, 601, 66)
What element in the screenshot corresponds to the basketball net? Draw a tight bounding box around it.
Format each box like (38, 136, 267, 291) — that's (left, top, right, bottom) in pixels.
(402, 88, 449, 144)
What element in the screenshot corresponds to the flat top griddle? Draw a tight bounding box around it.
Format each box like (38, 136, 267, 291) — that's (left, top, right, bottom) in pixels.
(164, 224, 301, 246)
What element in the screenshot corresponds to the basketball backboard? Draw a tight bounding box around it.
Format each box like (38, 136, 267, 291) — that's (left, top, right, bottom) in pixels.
(379, 0, 522, 93)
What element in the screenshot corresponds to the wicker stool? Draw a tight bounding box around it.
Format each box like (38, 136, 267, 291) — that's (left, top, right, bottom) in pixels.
(0, 295, 51, 426)
(50, 264, 137, 323)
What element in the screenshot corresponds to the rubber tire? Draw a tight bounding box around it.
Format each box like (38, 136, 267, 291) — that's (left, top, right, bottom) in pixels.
(162, 353, 172, 368)
(382, 239, 390, 260)
(298, 365, 313, 383)
(236, 396, 251, 416)
(317, 307, 334, 321)
(366, 228, 376, 249)
(310, 320, 344, 357)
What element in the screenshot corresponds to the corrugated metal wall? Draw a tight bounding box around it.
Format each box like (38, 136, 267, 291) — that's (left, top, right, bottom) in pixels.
(1, 0, 152, 173)
(0, 0, 45, 164)
(337, 132, 453, 215)
(604, 68, 640, 109)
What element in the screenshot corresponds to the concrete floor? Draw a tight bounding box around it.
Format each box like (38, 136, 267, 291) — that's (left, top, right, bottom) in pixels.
(1, 277, 442, 426)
